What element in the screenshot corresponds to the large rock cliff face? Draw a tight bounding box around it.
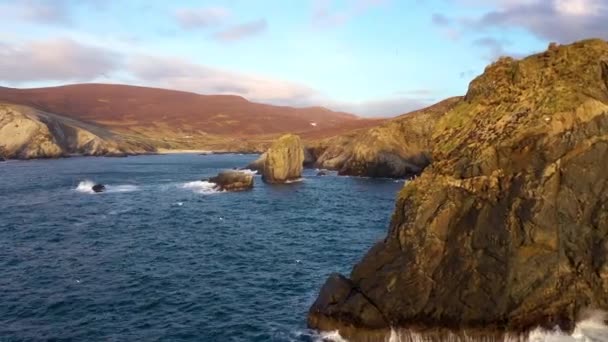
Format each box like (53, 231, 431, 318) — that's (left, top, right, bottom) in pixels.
(311, 97, 461, 178)
(308, 39, 608, 340)
(0, 103, 154, 159)
(262, 134, 305, 183)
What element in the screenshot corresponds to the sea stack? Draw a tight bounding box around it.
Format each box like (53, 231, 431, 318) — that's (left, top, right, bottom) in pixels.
(308, 39, 608, 340)
(208, 170, 254, 191)
(261, 134, 304, 184)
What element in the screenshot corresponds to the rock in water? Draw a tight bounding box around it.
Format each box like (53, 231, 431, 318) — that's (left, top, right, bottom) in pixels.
(208, 170, 254, 191)
(92, 184, 105, 193)
(308, 97, 461, 179)
(316, 171, 327, 176)
(245, 152, 267, 172)
(262, 134, 304, 183)
(308, 39, 608, 340)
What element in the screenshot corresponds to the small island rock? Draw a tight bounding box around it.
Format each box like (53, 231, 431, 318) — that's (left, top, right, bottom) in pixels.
(261, 134, 304, 184)
(208, 170, 254, 191)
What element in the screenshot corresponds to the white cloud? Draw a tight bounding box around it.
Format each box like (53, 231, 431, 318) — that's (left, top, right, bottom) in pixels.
(174, 7, 230, 29)
(212, 19, 268, 42)
(0, 36, 430, 117)
(444, 0, 608, 42)
(0, 38, 121, 82)
(127, 54, 319, 104)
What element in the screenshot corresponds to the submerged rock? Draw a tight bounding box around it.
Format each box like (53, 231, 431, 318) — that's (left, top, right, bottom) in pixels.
(316, 171, 327, 176)
(92, 184, 105, 193)
(308, 39, 608, 340)
(208, 170, 254, 191)
(262, 134, 304, 184)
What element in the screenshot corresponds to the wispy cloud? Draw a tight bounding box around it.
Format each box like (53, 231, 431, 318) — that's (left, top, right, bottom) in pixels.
(0, 35, 434, 117)
(330, 96, 431, 117)
(439, 0, 608, 43)
(311, 0, 389, 28)
(174, 6, 230, 29)
(213, 19, 268, 42)
(1, 0, 71, 25)
(0, 38, 122, 82)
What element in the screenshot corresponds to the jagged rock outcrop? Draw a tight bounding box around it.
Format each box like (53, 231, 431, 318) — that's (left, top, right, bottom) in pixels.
(0, 103, 155, 159)
(310, 97, 461, 178)
(208, 170, 254, 191)
(261, 134, 304, 183)
(246, 152, 267, 172)
(309, 39, 608, 340)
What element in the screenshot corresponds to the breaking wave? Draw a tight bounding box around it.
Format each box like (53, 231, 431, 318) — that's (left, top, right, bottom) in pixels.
(320, 311, 608, 342)
(74, 180, 139, 194)
(239, 169, 258, 175)
(182, 180, 221, 194)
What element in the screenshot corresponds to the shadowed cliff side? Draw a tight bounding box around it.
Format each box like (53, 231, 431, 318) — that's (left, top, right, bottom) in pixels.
(0, 103, 156, 159)
(309, 97, 462, 178)
(309, 39, 608, 341)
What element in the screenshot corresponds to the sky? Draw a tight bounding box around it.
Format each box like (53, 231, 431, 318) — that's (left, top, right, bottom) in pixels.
(1, 0, 607, 117)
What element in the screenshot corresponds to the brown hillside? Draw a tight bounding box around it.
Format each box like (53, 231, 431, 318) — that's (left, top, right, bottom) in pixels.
(0, 84, 382, 138)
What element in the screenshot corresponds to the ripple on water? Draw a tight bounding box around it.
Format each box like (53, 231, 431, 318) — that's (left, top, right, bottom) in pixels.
(0, 154, 402, 341)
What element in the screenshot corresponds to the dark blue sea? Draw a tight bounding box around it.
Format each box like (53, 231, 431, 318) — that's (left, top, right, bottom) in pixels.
(0, 154, 403, 342)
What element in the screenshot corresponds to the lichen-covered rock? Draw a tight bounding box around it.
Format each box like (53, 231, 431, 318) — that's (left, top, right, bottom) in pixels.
(245, 152, 267, 172)
(208, 170, 254, 191)
(310, 97, 461, 178)
(309, 39, 608, 340)
(262, 134, 304, 183)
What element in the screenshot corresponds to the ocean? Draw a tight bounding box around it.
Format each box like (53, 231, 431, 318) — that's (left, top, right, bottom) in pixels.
(0, 154, 403, 341)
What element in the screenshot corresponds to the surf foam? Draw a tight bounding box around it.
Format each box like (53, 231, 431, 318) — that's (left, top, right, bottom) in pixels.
(74, 180, 139, 194)
(182, 181, 221, 194)
(239, 169, 258, 175)
(320, 312, 608, 342)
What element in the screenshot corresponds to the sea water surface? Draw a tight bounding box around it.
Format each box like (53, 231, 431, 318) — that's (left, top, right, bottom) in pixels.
(0, 154, 404, 341)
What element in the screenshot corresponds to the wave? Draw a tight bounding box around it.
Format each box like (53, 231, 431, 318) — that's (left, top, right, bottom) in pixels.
(182, 181, 222, 194)
(319, 311, 608, 342)
(239, 169, 258, 175)
(317, 330, 349, 342)
(74, 180, 139, 194)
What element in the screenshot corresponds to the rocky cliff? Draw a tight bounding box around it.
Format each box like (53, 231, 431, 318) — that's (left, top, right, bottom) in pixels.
(0, 103, 154, 159)
(310, 97, 461, 178)
(262, 134, 304, 183)
(309, 39, 608, 340)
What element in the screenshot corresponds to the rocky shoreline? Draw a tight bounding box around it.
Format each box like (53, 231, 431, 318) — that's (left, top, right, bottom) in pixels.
(307, 39, 608, 340)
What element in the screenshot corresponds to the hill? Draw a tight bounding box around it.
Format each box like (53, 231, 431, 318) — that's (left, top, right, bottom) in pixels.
(0, 103, 155, 159)
(0, 83, 380, 137)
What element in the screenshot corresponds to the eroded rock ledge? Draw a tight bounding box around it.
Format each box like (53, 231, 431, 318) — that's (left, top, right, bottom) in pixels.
(308, 39, 608, 341)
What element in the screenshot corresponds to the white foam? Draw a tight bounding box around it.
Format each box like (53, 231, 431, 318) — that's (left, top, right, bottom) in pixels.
(284, 178, 304, 184)
(321, 312, 608, 342)
(317, 330, 349, 342)
(106, 185, 139, 193)
(75, 180, 97, 194)
(239, 169, 258, 175)
(74, 180, 139, 194)
(182, 180, 221, 194)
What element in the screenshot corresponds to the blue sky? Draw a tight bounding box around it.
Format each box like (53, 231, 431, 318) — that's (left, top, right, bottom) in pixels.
(1, 0, 607, 116)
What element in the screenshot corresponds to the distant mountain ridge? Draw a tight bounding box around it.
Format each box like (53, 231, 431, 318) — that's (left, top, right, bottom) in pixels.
(0, 83, 385, 159)
(0, 83, 371, 136)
